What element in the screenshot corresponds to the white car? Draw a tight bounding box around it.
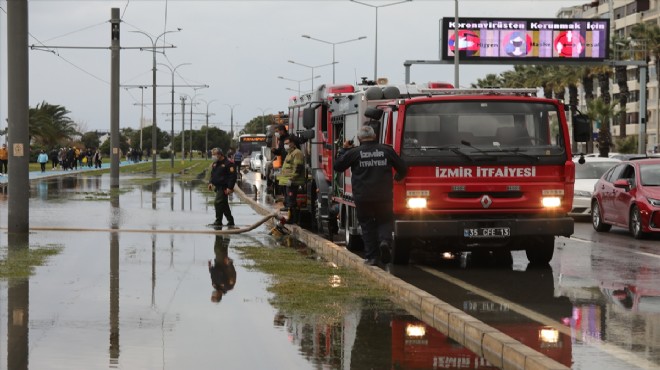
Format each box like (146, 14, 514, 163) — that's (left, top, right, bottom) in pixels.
(571, 156, 620, 218)
(249, 152, 262, 171)
(259, 146, 273, 180)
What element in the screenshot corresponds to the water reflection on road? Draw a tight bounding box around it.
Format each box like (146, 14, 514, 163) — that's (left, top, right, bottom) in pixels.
(0, 172, 502, 369)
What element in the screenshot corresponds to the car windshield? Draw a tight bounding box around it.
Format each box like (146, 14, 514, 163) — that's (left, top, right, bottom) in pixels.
(640, 163, 660, 186)
(575, 162, 619, 179)
(401, 100, 566, 165)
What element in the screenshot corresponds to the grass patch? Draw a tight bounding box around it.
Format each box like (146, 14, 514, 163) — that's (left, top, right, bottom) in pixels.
(0, 245, 63, 279)
(236, 241, 394, 325)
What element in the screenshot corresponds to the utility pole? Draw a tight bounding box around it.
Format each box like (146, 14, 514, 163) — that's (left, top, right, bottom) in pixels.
(110, 8, 120, 189)
(7, 0, 30, 235)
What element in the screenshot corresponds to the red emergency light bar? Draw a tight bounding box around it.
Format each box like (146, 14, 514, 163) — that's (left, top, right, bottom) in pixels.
(428, 82, 454, 89)
(327, 84, 355, 94)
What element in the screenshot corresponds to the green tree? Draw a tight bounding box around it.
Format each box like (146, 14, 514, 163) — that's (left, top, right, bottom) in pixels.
(29, 101, 80, 148)
(471, 73, 502, 88)
(80, 131, 101, 150)
(586, 97, 621, 157)
(242, 114, 273, 135)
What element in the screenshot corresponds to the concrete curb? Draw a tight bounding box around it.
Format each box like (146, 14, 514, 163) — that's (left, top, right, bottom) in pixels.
(234, 186, 570, 370)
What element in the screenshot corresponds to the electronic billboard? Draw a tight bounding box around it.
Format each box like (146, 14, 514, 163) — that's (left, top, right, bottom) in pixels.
(441, 18, 609, 62)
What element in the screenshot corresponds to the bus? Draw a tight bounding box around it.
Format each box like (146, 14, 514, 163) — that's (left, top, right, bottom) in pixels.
(237, 134, 267, 168)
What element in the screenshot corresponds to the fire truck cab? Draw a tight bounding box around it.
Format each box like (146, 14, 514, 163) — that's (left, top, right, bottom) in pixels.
(294, 81, 579, 265)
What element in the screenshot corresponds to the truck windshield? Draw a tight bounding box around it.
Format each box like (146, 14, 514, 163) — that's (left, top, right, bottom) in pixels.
(401, 100, 566, 164)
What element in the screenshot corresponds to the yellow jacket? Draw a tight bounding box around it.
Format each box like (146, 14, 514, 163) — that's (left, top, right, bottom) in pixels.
(276, 148, 304, 186)
(0, 147, 7, 161)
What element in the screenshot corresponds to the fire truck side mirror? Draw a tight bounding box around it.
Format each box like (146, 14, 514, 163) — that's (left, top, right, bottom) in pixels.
(572, 114, 590, 142)
(302, 108, 315, 129)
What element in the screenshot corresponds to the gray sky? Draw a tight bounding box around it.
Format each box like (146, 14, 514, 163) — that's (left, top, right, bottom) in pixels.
(0, 0, 586, 136)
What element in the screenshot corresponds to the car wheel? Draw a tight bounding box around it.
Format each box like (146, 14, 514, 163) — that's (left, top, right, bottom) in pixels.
(591, 200, 611, 232)
(630, 205, 646, 239)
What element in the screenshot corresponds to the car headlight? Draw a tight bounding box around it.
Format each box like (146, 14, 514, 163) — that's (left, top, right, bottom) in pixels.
(648, 197, 660, 207)
(574, 190, 592, 198)
(406, 197, 427, 209)
(542, 197, 561, 208)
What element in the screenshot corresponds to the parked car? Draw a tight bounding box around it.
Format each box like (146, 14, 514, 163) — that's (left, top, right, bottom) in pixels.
(259, 146, 272, 180)
(571, 157, 620, 218)
(591, 158, 660, 238)
(249, 152, 262, 171)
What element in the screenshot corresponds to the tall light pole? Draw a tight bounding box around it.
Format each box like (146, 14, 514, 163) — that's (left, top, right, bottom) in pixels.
(278, 75, 321, 96)
(200, 99, 216, 158)
(350, 0, 411, 81)
(224, 104, 240, 142)
(157, 62, 190, 168)
(189, 91, 204, 161)
(301, 35, 366, 84)
(131, 28, 182, 176)
(257, 107, 271, 134)
(179, 95, 187, 159)
(287, 60, 336, 91)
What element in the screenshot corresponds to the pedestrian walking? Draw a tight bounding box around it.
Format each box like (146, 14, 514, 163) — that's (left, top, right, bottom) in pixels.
(276, 135, 305, 224)
(37, 150, 49, 173)
(93, 149, 102, 168)
(0, 143, 8, 175)
(333, 125, 407, 266)
(207, 148, 237, 227)
(50, 148, 59, 170)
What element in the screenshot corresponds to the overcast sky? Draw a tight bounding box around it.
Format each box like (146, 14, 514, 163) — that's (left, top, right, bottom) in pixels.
(0, 0, 586, 136)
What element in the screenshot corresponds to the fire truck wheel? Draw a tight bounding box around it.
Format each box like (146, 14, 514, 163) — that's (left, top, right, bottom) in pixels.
(391, 237, 410, 265)
(525, 236, 555, 265)
(492, 250, 513, 266)
(345, 228, 364, 251)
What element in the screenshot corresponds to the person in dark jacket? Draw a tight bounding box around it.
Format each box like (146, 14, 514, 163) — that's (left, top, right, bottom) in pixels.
(333, 125, 407, 266)
(207, 148, 237, 227)
(271, 124, 290, 162)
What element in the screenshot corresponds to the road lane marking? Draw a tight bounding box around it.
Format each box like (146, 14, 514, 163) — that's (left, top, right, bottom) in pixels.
(416, 265, 658, 370)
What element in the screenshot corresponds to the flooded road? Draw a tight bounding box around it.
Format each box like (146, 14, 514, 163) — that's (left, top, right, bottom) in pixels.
(0, 170, 461, 370)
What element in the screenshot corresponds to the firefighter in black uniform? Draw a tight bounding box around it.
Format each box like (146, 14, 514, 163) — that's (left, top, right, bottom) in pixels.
(333, 125, 407, 266)
(207, 148, 237, 227)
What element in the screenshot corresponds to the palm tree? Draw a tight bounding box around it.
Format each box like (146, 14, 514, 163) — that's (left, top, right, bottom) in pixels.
(29, 102, 79, 148)
(612, 34, 631, 137)
(586, 97, 621, 157)
(471, 73, 502, 88)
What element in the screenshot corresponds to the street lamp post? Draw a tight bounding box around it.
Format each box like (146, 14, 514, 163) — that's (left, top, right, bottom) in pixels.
(287, 60, 336, 91)
(350, 0, 411, 81)
(157, 62, 190, 168)
(180, 95, 187, 159)
(131, 28, 182, 176)
(301, 35, 366, 84)
(278, 75, 320, 95)
(224, 104, 240, 142)
(189, 91, 204, 161)
(200, 99, 217, 158)
(257, 107, 271, 134)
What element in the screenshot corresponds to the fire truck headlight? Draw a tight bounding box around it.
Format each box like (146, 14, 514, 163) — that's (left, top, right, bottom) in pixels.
(539, 327, 559, 344)
(405, 324, 426, 338)
(406, 197, 427, 209)
(542, 197, 561, 208)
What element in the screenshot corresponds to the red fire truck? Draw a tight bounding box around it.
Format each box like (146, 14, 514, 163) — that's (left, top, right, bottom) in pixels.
(289, 80, 585, 265)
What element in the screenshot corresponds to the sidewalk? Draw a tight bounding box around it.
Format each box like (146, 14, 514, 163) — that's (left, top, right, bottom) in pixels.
(0, 160, 135, 185)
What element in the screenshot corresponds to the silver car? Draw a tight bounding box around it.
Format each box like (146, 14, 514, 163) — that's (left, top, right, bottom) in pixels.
(571, 156, 620, 218)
